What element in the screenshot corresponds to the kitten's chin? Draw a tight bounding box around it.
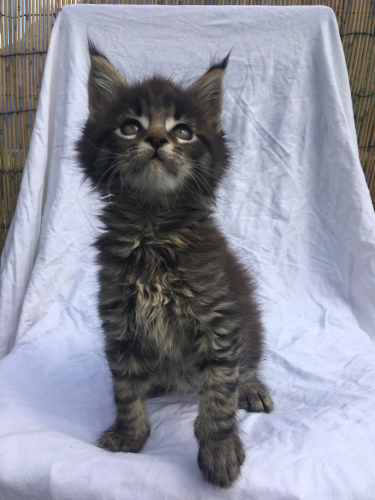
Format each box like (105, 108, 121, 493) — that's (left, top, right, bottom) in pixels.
(148, 157, 166, 174)
(132, 157, 182, 197)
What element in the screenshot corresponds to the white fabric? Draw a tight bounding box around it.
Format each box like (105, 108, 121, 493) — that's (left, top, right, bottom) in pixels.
(1, 5, 375, 499)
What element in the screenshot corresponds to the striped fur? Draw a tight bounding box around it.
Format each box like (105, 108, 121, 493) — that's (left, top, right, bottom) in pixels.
(77, 46, 273, 488)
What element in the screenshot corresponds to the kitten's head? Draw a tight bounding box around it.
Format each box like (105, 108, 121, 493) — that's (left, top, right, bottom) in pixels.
(77, 43, 230, 204)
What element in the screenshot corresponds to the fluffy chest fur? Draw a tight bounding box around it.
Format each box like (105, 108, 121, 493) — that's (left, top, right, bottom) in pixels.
(97, 205, 226, 357)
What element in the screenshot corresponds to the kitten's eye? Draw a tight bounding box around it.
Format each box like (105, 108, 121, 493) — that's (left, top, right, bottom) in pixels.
(121, 121, 141, 136)
(173, 125, 192, 141)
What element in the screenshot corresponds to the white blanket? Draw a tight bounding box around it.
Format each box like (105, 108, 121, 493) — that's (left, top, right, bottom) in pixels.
(1, 5, 375, 499)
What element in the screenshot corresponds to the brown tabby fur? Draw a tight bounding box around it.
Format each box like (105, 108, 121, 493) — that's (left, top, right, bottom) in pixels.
(77, 43, 273, 488)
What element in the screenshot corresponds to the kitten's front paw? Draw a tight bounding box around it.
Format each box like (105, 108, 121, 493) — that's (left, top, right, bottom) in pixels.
(98, 420, 150, 453)
(238, 380, 274, 413)
(198, 434, 245, 488)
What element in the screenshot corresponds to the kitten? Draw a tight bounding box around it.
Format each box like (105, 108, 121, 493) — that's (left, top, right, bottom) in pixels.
(77, 43, 274, 488)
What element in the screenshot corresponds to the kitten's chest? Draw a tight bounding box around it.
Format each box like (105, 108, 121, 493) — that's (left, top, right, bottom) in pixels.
(99, 213, 215, 351)
(123, 235, 197, 348)
(129, 241, 194, 308)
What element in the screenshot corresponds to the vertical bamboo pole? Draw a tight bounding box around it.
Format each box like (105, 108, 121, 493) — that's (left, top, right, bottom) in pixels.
(349, 0, 365, 93)
(366, 106, 375, 193)
(354, 0, 373, 156)
(4, 0, 12, 227)
(358, 10, 375, 129)
(0, 1, 6, 248)
(358, 34, 375, 148)
(10, 0, 18, 216)
(0, 3, 7, 182)
(356, 3, 373, 97)
(25, 0, 31, 145)
(15, 0, 23, 189)
(33, 0, 38, 121)
(38, 0, 42, 91)
(342, 0, 354, 65)
(47, 0, 51, 44)
(346, 0, 361, 88)
(17, 0, 25, 188)
(336, 0, 345, 34)
(365, 118, 375, 183)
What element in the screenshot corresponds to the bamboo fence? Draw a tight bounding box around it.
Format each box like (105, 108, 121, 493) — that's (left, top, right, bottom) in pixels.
(0, 0, 374, 254)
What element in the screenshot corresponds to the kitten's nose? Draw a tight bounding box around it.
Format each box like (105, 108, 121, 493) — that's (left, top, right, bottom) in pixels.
(145, 134, 168, 151)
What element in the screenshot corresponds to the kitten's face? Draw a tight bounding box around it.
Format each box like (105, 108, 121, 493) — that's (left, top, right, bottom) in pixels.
(78, 51, 230, 202)
(113, 109, 191, 195)
(97, 79, 211, 197)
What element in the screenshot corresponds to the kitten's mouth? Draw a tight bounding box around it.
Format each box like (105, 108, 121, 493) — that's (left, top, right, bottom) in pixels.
(148, 156, 164, 169)
(133, 150, 181, 195)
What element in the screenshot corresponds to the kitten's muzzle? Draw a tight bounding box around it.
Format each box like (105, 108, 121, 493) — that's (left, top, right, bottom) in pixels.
(145, 133, 168, 151)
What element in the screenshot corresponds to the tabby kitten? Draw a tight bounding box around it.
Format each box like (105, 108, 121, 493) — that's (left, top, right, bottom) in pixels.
(77, 43, 273, 488)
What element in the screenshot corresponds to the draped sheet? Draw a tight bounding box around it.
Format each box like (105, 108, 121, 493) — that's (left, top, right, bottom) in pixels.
(0, 5, 375, 499)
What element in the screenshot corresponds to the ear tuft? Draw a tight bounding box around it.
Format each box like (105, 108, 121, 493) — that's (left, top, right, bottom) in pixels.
(207, 52, 231, 73)
(88, 38, 108, 60)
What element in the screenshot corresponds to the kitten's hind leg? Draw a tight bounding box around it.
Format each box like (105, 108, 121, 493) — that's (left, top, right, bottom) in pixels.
(238, 377, 274, 413)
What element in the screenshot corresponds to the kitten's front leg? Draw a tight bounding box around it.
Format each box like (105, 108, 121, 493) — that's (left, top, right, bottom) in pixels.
(194, 338, 245, 488)
(99, 340, 151, 454)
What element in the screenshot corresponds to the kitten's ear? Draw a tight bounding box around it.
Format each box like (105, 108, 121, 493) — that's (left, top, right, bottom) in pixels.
(188, 54, 230, 129)
(87, 41, 129, 120)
